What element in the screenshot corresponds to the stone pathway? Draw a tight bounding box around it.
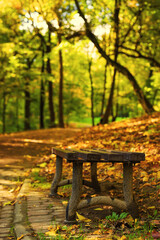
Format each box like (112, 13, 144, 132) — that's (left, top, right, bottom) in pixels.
(0, 205, 14, 239)
(0, 178, 106, 240)
(12, 179, 66, 239)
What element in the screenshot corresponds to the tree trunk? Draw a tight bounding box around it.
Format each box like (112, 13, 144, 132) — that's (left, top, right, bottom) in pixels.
(103, 70, 117, 124)
(2, 91, 6, 134)
(112, 80, 119, 122)
(16, 96, 19, 131)
(101, 60, 108, 116)
(24, 80, 31, 130)
(47, 30, 56, 127)
(58, 32, 64, 128)
(88, 59, 95, 126)
(40, 46, 45, 129)
(102, 0, 120, 124)
(75, 0, 155, 114)
(24, 56, 37, 131)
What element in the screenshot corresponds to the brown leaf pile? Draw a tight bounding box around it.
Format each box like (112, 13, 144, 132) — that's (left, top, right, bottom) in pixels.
(42, 112, 160, 219)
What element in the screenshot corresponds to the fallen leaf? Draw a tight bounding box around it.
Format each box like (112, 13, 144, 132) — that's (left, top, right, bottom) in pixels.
(62, 200, 68, 206)
(148, 206, 155, 209)
(45, 231, 57, 237)
(17, 235, 24, 240)
(92, 229, 101, 235)
(143, 176, 149, 182)
(76, 212, 91, 222)
(119, 236, 126, 240)
(94, 208, 103, 211)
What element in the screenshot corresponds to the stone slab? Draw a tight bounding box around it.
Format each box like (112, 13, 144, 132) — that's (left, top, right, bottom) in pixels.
(0, 222, 10, 228)
(0, 228, 10, 233)
(28, 217, 52, 223)
(28, 210, 52, 216)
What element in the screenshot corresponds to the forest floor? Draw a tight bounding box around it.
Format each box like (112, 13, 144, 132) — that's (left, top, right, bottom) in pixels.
(0, 113, 160, 239)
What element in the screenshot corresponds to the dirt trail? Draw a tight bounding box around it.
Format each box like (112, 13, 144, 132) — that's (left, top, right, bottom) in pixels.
(0, 128, 81, 204)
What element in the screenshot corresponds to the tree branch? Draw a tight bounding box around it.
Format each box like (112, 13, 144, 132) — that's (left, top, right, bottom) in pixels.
(120, 9, 142, 46)
(74, 0, 155, 113)
(119, 46, 160, 68)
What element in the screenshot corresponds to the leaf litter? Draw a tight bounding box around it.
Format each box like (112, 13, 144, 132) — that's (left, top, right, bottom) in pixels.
(34, 113, 160, 239)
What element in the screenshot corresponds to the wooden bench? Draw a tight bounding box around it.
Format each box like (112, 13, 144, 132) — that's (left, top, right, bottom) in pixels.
(50, 148, 145, 224)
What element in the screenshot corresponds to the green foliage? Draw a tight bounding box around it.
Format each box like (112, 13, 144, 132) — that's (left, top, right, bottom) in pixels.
(105, 212, 128, 221)
(0, 0, 160, 133)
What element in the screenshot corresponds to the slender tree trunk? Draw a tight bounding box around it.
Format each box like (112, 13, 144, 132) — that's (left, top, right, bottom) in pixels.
(47, 30, 56, 127)
(101, 61, 108, 116)
(24, 80, 31, 130)
(24, 56, 37, 131)
(111, 93, 119, 122)
(102, 0, 120, 124)
(2, 91, 6, 134)
(75, 0, 155, 114)
(58, 32, 64, 128)
(103, 70, 117, 123)
(16, 96, 19, 131)
(40, 47, 45, 129)
(88, 59, 95, 126)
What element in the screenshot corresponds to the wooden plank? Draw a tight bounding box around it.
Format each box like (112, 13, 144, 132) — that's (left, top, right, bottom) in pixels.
(76, 150, 101, 161)
(83, 149, 145, 162)
(85, 149, 124, 161)
(95, 149, 145, 160)
(52, 148, 78, 160)
(52, 148, 145, 163)
(52, 148, 101, 162)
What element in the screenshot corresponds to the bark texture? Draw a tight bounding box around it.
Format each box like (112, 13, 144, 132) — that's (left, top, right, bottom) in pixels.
(40, 46, 45, 129)
(47, 30, 55, 127)
(66, 162, 83, 222)
(77, 196, 127, 210)
(123, 163, 139, 219)
(50, 156, 63, 196)
(102, 0, 120, 124)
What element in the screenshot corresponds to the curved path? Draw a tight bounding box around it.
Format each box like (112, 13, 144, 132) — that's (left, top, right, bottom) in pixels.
(0, 128, 81, 239)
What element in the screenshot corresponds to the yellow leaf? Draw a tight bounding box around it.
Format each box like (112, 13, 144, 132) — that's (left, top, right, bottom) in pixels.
(76, 212, 91, 222)
(148, 206, 155, 209)
(62, 201, 68, 206)
(143, 175, 149, 182)
(120, 236, 126, 240)
(17, 235, 24, 240)
(45, 230, 57, 236)
(126, 215, 134, 224)
(94, 208, 103, 211)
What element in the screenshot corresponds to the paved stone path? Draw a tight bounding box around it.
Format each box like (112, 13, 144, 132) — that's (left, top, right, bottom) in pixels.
(0, 163, 27, 239)
(13, 179, 66, 239)
(0, 205, 14, 239)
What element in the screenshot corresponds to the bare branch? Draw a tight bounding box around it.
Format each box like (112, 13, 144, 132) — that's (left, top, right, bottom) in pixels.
(119, 46, 160, 68)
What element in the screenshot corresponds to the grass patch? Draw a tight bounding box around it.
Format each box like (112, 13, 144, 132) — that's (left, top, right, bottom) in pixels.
(30, 168, 50, 189)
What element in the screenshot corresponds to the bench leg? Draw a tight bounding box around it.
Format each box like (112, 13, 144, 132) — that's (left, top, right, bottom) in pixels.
(123, 162, 139, 219)
(50, 156, 63, 196)
(65, 162, 83, 223)
(91, 162, 100, 192)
